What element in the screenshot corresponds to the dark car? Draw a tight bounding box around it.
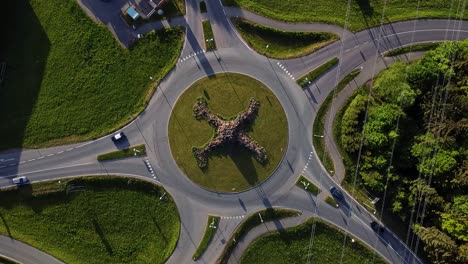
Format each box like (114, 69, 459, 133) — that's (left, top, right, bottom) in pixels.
(330, 186, 344, 200)
(111, 132, 125, 142)
(371, 221, 385, 234)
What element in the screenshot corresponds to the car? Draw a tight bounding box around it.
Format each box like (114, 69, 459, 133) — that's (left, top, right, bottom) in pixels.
(330, 186, 344, 200)
(370, 221, 385, 234)
(111, 132, 125, 142)
(12, 176, 29, 185)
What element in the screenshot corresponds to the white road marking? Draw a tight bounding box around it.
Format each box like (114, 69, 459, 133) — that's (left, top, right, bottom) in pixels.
(2, 162, 95, 177)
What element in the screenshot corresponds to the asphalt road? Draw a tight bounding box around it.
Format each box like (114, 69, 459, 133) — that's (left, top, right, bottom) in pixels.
(0, 2, 467, 264)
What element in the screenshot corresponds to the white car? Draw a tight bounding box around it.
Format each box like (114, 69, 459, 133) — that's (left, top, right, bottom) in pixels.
(12, 176, 29, 185)
(111, 132, 125, 142)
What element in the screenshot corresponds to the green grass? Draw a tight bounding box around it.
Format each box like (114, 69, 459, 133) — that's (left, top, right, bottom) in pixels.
(232, 18, 338, 59)
(217, 208, 301, 264)
(240, 218, 386, 264)
(312, 68, 361, 174)
(200, 1, 207, 13)
(192, 215, 220, 260)
(325, 195, 339, 208)
(297, 57, 339, 88)
(203, 20, 217, 51)
(0, 176, 180, 264)
(97, 144, 146, 161)
(0, 0, 183, 150)
(223, 0, 467, 32)
(384, 42, 440, 57)
(168, 73, 288, 192)
(296, 176, 321, 196)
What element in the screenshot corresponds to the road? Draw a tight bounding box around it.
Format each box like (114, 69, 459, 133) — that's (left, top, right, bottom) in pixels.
(0, 2, 467, 264)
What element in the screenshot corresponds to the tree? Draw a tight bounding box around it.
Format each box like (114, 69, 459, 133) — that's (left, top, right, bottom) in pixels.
(441, 195, 468, 242)
(341, 93, 368, 153)
(373, 61, 416, 108)
(413, 225, 458, 264)
(364, 103, 402, 149)
(411, 133, 459, 177)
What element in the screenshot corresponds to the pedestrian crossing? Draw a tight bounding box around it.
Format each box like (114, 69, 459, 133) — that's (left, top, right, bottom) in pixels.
(277, 62, 295, 80)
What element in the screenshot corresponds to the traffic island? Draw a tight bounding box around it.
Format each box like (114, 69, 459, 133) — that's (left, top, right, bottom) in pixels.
(168, 73, 288, 192)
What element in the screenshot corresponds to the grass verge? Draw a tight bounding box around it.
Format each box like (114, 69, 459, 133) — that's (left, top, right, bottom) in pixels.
(192, 215, 220, 260)
(97, 144, 146, 161)
(325, 196, 339, 208)
(232, 18, 338, 59)
(168, 73, 288, 192)
(223, 0, 467, 32)
(240, 217, 386, 263)
(0, 0, 183, 150)
(217, 208, 300, 264)
(384, 42, 440, 57)
(297, 57, 339, 88)
(312, 68, 360, 175)
(203, 20, 216, 51)
(295, 175, 320, 196)
(0, 176, 180, 264)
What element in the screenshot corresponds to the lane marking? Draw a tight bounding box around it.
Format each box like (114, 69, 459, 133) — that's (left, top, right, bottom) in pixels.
(2, 162, 94, 177)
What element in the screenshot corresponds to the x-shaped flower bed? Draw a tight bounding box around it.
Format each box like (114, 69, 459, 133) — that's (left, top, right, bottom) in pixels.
(192, 97, 268, 168)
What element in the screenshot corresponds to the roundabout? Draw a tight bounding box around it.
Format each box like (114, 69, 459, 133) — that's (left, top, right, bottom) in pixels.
(168, 73, 288, 192)
(0, 1, 467, 263)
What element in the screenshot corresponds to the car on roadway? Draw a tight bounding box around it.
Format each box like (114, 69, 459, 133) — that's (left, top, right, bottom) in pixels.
(371, 221, 385, 234)
(12, 176, 29, 185)
(111, 132, 125, 142)
(330, 186, 344, 200)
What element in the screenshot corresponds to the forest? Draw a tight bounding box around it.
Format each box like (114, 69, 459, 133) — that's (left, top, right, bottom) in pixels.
(338, 39, 467, 263)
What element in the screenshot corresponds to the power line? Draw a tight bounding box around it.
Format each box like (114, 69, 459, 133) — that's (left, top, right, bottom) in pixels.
(306, 0, 354, 263)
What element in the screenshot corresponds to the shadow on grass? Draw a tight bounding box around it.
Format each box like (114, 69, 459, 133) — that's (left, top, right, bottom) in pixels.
(0, 212, 12, 238)
(92, 218, 114, 256)
(152, 216, 168, 245)
(229, 146, 259, 186)
(355, 0, 374, 17)
(0, 0, 49, 150)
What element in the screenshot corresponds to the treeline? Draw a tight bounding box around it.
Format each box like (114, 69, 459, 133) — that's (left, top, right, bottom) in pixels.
(339, 40, 467, 263)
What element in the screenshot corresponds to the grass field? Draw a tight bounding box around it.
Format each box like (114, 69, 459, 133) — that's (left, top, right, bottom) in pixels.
(0, 0, 183, 150)
(203, 21, 217, 50)
(296, 176, 321, 196)
(97, 144, 146, 161)
(312, 68, 361, 173)
(0, 176, 180, 264)
(218, 208, 300, 264)
(232, 18, 338, 59)
(240, 218, 385, 264)
(192, 215, 220, 260)
(297, 57, 339, 88)
(168, 73, 288, 192)
(224, 0, 467, 31)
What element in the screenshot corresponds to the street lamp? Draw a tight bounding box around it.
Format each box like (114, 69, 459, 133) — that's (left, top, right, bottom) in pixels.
(301, 180, 310, 190)
(209, 218, 217, 229)
(313, 134, 324, 138)
(258, 213, 264, 223)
